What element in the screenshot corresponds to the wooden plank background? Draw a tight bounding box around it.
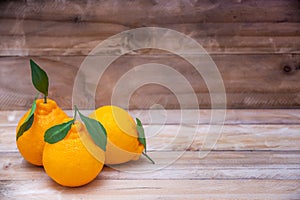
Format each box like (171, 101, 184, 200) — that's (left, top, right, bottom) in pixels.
(1, 109, 300, 199)
(0, 0, 300, 109)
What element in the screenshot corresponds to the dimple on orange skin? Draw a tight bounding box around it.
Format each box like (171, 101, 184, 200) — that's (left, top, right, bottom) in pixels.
(16, 98, 68, 166)
(43, 120, 105, 187)
(89, 105, 144, 165)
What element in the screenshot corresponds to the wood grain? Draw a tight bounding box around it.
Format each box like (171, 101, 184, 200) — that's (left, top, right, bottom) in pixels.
(0, 109, 299, 199)
(2, 124, 300, 151)
(0, 54, 299, 110)
(2, 109, 300, 126)
(1, 0, 299, 23)
(1, 151, 299, 181)
(0, 21, 299, 56)
(1, 179, 299, 200)
(0, 0, 299, 109)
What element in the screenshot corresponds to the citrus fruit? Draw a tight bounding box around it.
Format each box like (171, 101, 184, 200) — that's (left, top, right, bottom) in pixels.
(16, 98, 68, 166)
(89, 105, 144, 165)
(43, 119, 105, 187)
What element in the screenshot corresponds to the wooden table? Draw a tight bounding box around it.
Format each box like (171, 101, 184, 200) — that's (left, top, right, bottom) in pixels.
(1, 109, 299, 199)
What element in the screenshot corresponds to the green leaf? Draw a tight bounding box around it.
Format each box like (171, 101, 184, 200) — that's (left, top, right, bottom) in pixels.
(26, 98, 37, 121)
(142, 152, 155, 164)
(16, 100, 37, 141)
(30, 59, 49, 97)
(136, 118, 146, 152)
(44, 119, 74, 144)
(76, 107, 107, 151)
(136, 118, 154, 164)
(16, 115, 34, 141)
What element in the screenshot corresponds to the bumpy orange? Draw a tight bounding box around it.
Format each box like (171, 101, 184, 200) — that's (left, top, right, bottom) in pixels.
(89, 105, 144, 165)
(43, 120, 105, 187)
(16, 98, 68, 166)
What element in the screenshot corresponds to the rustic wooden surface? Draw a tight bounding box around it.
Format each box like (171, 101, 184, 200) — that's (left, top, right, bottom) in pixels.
(0, 0, 299, 109)
(0, 109, 300, 199)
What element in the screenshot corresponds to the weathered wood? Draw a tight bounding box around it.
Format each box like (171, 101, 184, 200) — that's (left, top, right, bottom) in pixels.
(0, 1, 299, 109)
(2, 35, 299, 56)
(1, 151, 299, 181)
(0, 22, 299, 55)
(0, 0, 299, 56)
(1, 179, 299, 200)
(0, 54, 300, 110)
(1, 0, 299, 23)
(1, 110, 299, 198)
(2, 109, 300, 126)
(130, 109, 300, 125)
(150, 124, 300, 151)
(2, 124, 300, 151)
(2, 20, 300, 38)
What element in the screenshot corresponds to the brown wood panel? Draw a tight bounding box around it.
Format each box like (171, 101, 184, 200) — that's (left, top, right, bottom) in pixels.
(1, 0, 299, 23)
(0, 0, 299, 109)
(1, 36, 299, 56)
(0, 20, 299, 55)
(1, 0, 298, 56)
(0, 54, 299, 110)
(1, 20, 299, 37)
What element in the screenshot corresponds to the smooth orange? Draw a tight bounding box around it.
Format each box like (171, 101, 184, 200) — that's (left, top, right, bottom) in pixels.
(16, 98, 68, 166)
(43, 120, 105, 187)
(89, 105, 144, 165)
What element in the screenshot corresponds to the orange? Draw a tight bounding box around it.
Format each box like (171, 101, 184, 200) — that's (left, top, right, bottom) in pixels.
(16, 98, 68, 166)
(43, 119, 105, 187)
(89, 105, 144, 165)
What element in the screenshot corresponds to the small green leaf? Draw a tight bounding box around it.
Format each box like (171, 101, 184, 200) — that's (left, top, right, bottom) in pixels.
(16, 100, 37, 141)
(16, 115, 34, 141)
(44, 119, 74, 144)
(142, 152, 155, 164)
(136, 118, 146, 152)
(26, 98, 37, 121)
(76, 107, 107, 151)
(30, 59, 49, 97)
(136, 118, 154, 164)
